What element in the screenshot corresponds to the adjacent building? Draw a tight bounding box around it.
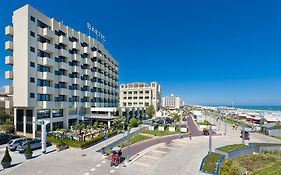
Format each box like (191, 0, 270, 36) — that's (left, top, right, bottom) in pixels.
(162, 94, 184, 109)
(4, 5, 119, 137)
(119, 82, 161, 112)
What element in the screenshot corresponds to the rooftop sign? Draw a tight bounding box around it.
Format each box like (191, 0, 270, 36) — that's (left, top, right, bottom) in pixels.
(87, 22, 106, 43)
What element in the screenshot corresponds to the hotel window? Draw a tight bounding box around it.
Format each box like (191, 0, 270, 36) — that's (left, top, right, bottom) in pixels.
(139, 97, 143, 99)
(30, 62, 35, 68)
(145, 102, 149, 107)
(30, 93, 35, 98)
(37, 94, 51, 101)
(128, 91, 132, 94)
(134, 91, 137, 94)
(145, 91, 149, 94)
(30, 47, 35, 53)
(30, 16, 35, 22)
(124, 97, 127, 100)
(123, 92, 127, 95)
(133, 97, 137, 99)
(37, 65, 50, 72)
(37, 109, 51, 119)
(30, 31, 35, 37)
(30, 77, 35, 83)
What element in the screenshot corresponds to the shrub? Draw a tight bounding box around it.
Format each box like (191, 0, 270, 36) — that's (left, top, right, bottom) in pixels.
(130, 117, 138, 128)
(1, 147, 12, 163)
(0, 124, 14, 133)
(56, 141, 66, 149)
(24, 142, 33, 155)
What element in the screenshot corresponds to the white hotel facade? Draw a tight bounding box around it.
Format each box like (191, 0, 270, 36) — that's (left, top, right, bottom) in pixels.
(4, 5, 119, 137)
(119, 82, 162, 112)
(162, 94, 184, 109)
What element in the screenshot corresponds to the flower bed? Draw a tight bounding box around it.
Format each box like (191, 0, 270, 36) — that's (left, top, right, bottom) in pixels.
(47, 130, 118, 149)
(201, 152, 225, 174)
(217, 144, 248, 153)
(215, 144, 253, 159)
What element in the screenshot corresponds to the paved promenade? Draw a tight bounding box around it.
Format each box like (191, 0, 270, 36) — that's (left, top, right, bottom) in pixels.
(186, 116, 202, 136)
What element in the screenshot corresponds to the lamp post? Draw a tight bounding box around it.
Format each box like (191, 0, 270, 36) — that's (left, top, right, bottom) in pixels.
(208, 124, 212, 153)
(179, 113, 182, 139)
(242, 123, 245, 145)
(36, 119, 50, 154)
(126, 126, 131, 163)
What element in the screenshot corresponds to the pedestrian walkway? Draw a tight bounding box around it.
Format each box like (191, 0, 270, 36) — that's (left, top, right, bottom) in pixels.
(186, 116, 202, 136)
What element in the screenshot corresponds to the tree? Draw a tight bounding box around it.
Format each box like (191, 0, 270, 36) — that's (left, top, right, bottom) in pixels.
(0, 110, 11, 125)
(129, 117, 138, 128)
(172, 113, 180, 121)
(146, 105, 155, 118)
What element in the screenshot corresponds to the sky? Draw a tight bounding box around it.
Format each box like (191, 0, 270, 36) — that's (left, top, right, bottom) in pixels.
(0, 0, 281, 106)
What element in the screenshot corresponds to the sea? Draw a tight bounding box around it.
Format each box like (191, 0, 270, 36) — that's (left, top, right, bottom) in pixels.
(209, 105, 281, 116)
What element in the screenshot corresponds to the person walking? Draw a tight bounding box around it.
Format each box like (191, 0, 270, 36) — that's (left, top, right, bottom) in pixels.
(189, 132, 192, 140)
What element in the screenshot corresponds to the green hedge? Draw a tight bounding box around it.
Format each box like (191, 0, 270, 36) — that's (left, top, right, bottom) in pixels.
(47, 130, 118, 149)
(218, 144, 248, 153)
(202, 152, 223, 174)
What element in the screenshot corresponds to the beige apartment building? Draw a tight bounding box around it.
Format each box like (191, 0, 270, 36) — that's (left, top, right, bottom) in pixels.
(162, 94, 184, 109)
(4, 5, 119, 137)
(119, 82, 161, 112)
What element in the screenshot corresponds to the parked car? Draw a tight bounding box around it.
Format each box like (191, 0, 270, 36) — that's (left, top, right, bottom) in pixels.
(17, 139, 42, 153)
(0, 133, 12, 145)
(8, 138, 32, 151)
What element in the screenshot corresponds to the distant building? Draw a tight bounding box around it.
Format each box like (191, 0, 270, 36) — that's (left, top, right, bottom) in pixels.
(162, 94, 184, 109)
(119, 82, 162, 111)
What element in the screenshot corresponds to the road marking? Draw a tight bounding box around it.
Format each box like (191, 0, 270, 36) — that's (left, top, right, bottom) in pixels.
(90, 168, 96, 172)
(161, 146, 177, 150)
(133, 161, 151, 167)
(102, 160, 106, 164)
(109, 170, 115, 173)
(96, 164, 101, 167)
(142, 155, 160, 160)
(114, 166, 119, 169)
(83, 173, 90, 175)
(151, 150, 167, 154)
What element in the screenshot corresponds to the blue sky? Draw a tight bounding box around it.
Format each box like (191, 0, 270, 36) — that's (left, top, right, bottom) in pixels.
(1, 0, 281, 105)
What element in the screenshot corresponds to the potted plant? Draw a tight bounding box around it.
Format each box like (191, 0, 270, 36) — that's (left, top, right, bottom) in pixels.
(1, 147, 12, 169)
(168, 124, 177, 132)
(24, 142, 33, 160)
(56, 141, 69, 152)
(158, 124, 166, 131)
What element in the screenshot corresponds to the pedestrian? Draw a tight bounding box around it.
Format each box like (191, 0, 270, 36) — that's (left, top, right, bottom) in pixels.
(189, 132, 192, 140)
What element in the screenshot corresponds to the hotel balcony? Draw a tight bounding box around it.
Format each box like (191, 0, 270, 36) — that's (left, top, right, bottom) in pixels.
(59, 102, 70, 108)
(37, 101, 54, 109)
(42, 28, 55, 39)
(38, 57, 55, 66)
(5, 56, 13, 65)
(73, 102, 82, 109)
(72, 65, 81, 73)
(83, 58, 90, 65)
(72, 42, 81, 50)
(73, 78, 81, 84)
(5, 71, 13, 80)
(59, 88, 69, 96)
(84, 102, 91, 108)
(4, 86, 13, 95)
(83, 91, 90, 97)
(38, 43, 55, 53)
(37, 72, 54, 80)
(84, 69, 90, 75)
(5, 41, 13, 51)
(73, 54, 81, 61)
(83, 80, 90, 86)
(59, 75, 69, 82)
(37, 86, 54, 94)
(59, 62, 69, 69)
(59, 49, 70, 58)
(94, 92, 102, 98)
(83, 47, 89, 54)
(59, 36, 70, 45)
(5, 26, 13, 37)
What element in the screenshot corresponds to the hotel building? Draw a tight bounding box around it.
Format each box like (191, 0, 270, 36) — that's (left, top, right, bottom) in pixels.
(162, 94, 184, 109)
(119, 82, 161, 112)
(4, 5, 119, 137)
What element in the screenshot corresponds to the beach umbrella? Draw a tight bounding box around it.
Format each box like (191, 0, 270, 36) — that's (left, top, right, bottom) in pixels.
(112, 146, 121, 151)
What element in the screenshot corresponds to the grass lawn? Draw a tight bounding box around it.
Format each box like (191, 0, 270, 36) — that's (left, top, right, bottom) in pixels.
(250, 161, 281, 175)
(218, 144, 248, 153)
(118, 134, 153, 148)
(142, 129, 179, 136)
(202, 152, 223, 174)
(197, 120, 211, 125)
